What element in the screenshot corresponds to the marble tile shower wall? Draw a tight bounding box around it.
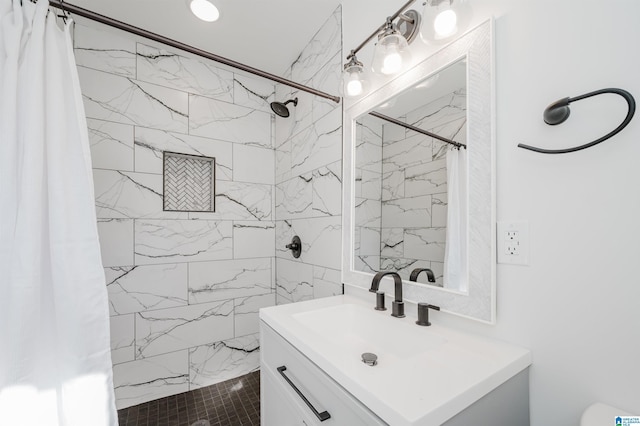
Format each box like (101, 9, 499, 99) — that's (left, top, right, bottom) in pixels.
(74, 23, 278, 409)
(379, 88, 467, 286)
(354, 116, 383, 275)
(274, 6, 343, 304)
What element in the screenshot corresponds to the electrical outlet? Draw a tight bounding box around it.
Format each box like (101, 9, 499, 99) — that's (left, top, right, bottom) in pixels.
(497, 221, 529, 265)
(505, 230, 520, 255)
(506, 230, 519, 240)
(505, 241, 520, 255)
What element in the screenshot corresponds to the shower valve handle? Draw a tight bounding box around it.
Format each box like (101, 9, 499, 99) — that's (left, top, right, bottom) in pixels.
(285, 236, 302, 258)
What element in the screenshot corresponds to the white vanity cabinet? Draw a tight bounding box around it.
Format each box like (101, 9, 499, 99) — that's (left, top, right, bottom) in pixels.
(260, 321, 386, 426)
(259, 295, 532, 426)
(261, 371, 317, 426)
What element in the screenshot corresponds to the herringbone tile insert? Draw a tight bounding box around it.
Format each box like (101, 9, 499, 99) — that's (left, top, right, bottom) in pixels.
(164, 152, 215, 212)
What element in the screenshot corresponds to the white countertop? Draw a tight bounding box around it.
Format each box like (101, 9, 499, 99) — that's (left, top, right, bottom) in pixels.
(260, 295, 532, 426)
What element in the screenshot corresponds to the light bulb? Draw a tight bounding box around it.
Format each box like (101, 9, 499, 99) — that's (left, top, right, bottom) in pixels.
(372, 28, 411, 76)
(346, 78, 364, 97)
(342, 55, 367, 98)
(434, 9, 457, 37)
(382, 51, 403, 74)
(421, 0, 471, 44)
(189, 0, 220, 22)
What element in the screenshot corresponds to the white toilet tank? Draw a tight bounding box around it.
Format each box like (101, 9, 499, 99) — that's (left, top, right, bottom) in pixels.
(581, 403, 630, 426)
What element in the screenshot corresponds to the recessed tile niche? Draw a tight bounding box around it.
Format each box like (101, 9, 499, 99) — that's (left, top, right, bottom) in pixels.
(163, 151, 216, 212)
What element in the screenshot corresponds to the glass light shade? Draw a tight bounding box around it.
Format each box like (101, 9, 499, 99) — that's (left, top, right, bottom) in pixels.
(342, 63, 368, 98)
(189, 0, 220, 22)
(371, 32, 411, 76)
(420, 0, 471, 44)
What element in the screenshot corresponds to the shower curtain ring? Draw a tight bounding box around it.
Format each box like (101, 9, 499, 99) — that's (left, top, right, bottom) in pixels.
(55, 0, 70, 22)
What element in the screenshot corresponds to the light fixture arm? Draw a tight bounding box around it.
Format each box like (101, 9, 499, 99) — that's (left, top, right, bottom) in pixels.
(348, 0, 417, 57)
(397, 12, 416, 24)
(344, 53, 363, 69)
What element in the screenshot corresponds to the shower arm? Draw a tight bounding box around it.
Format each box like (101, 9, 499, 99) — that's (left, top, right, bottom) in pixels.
(47, 0, 341, 104)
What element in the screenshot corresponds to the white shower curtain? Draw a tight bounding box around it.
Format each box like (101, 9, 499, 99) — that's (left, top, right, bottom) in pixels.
(444, 148, 468, 292)
(0, 1, 117, 425)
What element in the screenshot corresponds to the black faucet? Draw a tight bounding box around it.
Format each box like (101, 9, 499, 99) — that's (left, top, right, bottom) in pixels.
(409, 268, 436, 283)
(370, 271, 405, 318)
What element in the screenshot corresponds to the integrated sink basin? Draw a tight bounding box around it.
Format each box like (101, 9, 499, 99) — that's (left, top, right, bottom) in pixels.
(260, 295, 532, 425)
(293, 303, 446, 360)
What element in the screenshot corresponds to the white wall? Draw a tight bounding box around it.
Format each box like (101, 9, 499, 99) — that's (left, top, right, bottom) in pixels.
(342, 0, 640, 424)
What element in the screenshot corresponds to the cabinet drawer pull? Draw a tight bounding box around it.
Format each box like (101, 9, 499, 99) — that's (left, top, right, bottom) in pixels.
(277, 365, 331, 422)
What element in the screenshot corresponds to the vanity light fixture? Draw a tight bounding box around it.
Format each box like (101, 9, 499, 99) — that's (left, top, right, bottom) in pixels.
(188, 0, 220, 22)
(420, 0, 472, 44)
(342, 0, 421, 97)
(342, 52, 367, 98)
(371, 18, 412, 75)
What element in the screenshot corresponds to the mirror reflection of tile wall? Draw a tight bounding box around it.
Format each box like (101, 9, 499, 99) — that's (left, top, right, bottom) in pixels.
(354, 88, 466, 287)
(354, 116, 383, 275)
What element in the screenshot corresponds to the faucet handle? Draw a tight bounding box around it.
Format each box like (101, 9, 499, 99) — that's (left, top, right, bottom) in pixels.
(416, 303, 440, 326)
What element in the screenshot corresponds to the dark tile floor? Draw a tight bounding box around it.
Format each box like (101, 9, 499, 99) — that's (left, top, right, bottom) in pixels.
(117, 371, 261, 426)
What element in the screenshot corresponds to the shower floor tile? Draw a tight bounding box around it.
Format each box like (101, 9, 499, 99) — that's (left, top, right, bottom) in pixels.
(117, 370, 261, 426)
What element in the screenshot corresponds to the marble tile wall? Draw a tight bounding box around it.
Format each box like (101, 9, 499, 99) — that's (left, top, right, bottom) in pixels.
(75, 22, 277, 409)
(354, 115, 383, 274)
(274, 6, 343, 304)
(379, 89, 467, 286)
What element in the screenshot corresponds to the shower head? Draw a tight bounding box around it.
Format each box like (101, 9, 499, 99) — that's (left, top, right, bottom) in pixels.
(270, 97, 298, 118)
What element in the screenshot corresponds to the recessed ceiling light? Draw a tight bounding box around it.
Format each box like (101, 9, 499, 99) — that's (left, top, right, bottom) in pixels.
(188, 0, 220, 22)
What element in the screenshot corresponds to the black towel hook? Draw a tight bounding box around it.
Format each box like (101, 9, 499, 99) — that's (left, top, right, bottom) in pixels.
(518, 88, 635, 154)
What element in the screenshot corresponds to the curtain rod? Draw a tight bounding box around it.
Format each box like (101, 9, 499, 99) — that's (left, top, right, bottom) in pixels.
(48, 0, 341, 104)
(369, 111, 466, 149)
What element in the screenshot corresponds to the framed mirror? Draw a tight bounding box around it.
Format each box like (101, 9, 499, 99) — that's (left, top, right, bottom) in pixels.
(342, 20, 495, 323)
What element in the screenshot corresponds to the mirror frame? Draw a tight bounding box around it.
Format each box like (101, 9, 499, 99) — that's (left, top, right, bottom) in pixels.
(342, 19, 495, 323)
